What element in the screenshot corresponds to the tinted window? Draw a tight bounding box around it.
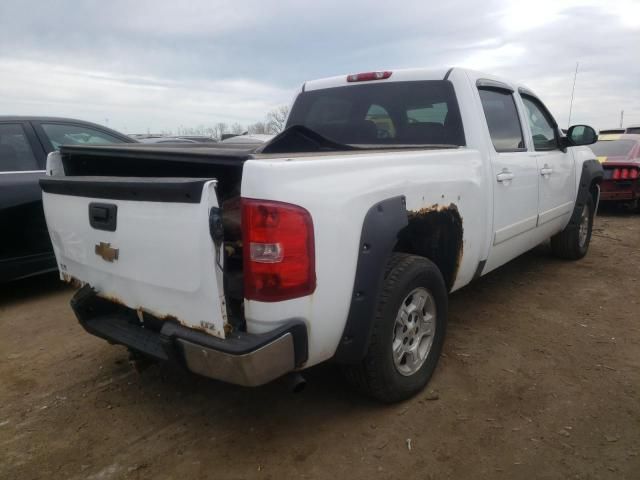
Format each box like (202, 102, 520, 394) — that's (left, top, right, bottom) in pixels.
(521, 96, 557, 150)
(626, 127, 640, 134)
(41, 123, 127, 150)
(0, 124, 39, 172)
(590, 140, 636, 157)
(478, 89, 525, 152)
(365, 104, 395, 139)
(407, 102, 448, 124)
(287, 80, 465, 146)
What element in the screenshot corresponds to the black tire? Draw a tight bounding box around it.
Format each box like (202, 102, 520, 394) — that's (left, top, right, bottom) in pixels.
(343, 253, 448, 403)
(550, 194, 595, 260)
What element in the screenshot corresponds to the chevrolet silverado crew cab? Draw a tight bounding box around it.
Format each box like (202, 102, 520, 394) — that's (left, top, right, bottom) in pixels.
(40, 68, 603, 403)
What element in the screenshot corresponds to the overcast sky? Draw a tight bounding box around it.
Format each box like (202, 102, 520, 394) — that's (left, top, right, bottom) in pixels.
(1, 0, 639, 134)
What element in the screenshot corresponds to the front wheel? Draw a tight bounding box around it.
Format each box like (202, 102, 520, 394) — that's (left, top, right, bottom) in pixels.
(343, 254, 448, 403)
(550, 194, 595, 260)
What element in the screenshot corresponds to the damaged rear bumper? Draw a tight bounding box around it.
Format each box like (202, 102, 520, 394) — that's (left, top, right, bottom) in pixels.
(71, 286, 308, 387)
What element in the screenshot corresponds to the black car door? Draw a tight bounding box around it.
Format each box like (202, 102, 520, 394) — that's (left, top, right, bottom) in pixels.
(0, 120, 53, 281)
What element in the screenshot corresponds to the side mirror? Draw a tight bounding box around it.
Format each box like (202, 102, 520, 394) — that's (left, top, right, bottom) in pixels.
(567, 125, 598, 146)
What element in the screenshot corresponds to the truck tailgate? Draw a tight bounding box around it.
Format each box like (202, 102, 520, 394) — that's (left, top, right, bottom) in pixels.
(41, 176, 228, 339)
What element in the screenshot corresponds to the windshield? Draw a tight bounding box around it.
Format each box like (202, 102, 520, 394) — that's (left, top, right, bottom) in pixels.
(590, 139, 635, 157)
(286, 80, 465, 147)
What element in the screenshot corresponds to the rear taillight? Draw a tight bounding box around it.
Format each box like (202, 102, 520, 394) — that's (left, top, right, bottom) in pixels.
(347, 71, 392, 82)
(241, 199, 315, 302)
(611, 167, 639, 180)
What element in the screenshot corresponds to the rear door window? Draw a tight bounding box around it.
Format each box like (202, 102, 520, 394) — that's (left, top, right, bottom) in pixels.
(0, 123, 39, 172)
(478, 89, 525, 152)
(41, 123, 128, 150)
(287, 80, 465, 146)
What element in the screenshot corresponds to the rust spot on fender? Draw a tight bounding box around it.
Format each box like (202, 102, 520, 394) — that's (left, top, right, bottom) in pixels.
(399, 203, 464, 290)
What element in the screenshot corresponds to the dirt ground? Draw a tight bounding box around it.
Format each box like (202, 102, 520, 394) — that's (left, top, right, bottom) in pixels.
(1, 210, 639, 480)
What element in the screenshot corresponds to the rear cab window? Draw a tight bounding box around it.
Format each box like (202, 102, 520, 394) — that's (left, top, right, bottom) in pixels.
(0, 123, 39, 172)
(40, 123, 128, 150)
(287, 80, 466, 146)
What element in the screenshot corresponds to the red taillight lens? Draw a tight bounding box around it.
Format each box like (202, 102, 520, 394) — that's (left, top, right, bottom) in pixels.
(612, 168, 621, 180)
(621, 168, 629, 180)
(630, 168, 639, 180)
(242, 199, 315, 302)
(347, 71, 392, 82)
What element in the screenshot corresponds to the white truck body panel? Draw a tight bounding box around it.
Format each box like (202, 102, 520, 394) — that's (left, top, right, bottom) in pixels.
(242, 148, 486, 363)
(43, 181, 228, 338)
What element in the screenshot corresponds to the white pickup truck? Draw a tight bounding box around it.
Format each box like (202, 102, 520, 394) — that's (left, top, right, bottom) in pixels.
(41, 67, 603, 402)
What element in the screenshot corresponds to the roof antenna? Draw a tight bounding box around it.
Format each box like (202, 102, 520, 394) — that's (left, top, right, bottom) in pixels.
(567, 62, 579, 128)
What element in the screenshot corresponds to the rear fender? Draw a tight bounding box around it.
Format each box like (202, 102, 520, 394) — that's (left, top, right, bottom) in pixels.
(333, 196, 408, 363)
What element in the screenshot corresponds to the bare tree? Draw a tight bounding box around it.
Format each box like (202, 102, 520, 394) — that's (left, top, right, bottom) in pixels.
(214, 122, 228, 140)
(231, 122, 245, 135)
(247, 121, 268, 135)
(266, 105, 290, 134)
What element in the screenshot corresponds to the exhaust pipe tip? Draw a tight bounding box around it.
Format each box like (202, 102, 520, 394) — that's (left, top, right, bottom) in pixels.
(287, 372, 307, 393)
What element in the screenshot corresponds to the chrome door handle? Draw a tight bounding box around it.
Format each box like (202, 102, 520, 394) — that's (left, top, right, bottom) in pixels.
(496, 170, 515, 182)
(540, 164, 553, 176)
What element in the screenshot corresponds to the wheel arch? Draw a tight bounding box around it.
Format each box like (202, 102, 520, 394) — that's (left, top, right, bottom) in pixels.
(573, 159, 604, 225)
(333, 197, 463, 364)
(393, 203, 463, 292)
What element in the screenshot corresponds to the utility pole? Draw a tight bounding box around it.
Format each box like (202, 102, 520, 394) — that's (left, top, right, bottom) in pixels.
(620, 110, 624, 128)
(567, 62, 579, 128)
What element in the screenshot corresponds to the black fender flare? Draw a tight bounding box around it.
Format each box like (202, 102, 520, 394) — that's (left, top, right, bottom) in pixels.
(567, 159, 603, 228)
(333, 196, 408, 364)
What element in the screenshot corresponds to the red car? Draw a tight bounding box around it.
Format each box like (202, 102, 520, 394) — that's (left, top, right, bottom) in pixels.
(591, 134, 640, 210)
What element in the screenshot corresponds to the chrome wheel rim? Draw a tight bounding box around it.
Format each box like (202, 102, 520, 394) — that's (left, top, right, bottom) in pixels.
(392, 287, 436, 376)
(578, 203, 590, 248)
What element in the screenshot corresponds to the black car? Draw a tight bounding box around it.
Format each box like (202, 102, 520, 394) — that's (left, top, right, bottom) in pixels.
(0, 116, 135, 282)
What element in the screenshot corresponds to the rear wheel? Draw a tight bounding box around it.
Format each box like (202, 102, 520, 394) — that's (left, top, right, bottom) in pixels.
(344, 253, 448, 403)
(550, 194, 595, 260)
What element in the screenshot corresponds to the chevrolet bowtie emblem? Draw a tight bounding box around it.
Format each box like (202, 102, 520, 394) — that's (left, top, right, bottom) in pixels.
(95, 242, 119, 262)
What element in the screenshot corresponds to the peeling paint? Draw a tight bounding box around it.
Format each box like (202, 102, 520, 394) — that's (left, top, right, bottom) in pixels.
(398, 203, 464, 290)
(92, 294, 224, 338)
(61, 273, 83, 289)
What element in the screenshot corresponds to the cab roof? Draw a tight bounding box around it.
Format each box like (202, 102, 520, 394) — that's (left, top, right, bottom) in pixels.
(302, 67, 536, 97)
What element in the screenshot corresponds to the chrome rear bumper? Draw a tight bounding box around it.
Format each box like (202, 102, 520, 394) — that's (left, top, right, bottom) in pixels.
(70, 285, 308, 387)
(178, 334, 295, 387)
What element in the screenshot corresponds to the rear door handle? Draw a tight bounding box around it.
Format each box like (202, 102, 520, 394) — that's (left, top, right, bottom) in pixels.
(496, 170, 515, 182)
(540, 164, 553, 176)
